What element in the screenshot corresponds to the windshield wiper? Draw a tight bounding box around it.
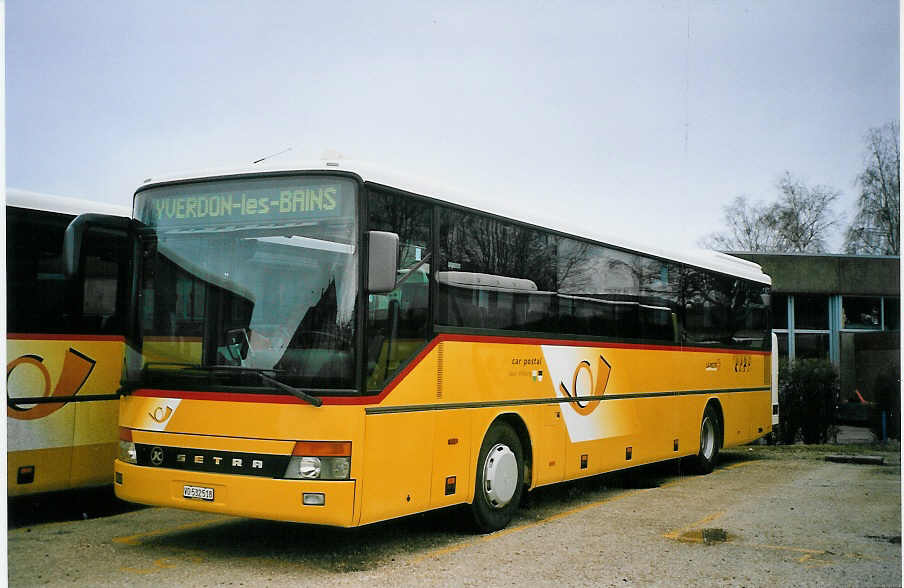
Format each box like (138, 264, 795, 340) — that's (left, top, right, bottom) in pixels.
(257, 371, 323, 407)
(177, 365, 323, 407)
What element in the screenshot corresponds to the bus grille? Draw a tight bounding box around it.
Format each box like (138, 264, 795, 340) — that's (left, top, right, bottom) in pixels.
(135, 444, 290, 478)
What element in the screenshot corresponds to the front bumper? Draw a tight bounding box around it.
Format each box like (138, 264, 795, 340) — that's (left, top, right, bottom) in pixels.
(114, 459, 357, 527)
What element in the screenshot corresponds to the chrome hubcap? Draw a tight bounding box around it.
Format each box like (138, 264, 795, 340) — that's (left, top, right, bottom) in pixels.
(483, 443, 518, 508)
(701, 417, 715, 459)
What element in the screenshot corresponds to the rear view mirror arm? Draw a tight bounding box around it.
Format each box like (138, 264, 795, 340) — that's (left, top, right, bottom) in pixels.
(393, 252, 432, 291)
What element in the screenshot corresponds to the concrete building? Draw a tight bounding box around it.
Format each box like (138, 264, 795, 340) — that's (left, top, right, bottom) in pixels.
(733, 253, 899, 404)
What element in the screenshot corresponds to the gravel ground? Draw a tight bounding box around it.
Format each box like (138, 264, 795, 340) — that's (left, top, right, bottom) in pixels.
(7, 444, 901, 587)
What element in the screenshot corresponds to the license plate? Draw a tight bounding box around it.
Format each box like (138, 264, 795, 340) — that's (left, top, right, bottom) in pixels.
(183, 485, 214, 501)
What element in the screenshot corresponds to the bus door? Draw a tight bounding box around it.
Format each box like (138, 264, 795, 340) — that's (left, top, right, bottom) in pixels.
(69, 225, 130, 487)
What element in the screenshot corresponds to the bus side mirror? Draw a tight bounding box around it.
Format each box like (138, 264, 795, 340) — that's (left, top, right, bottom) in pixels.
(367, 231, 399, 294)
(63, 213, 133, 278)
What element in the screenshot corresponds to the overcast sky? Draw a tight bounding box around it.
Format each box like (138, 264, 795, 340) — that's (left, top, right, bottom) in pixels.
(5, 1, 899, 252)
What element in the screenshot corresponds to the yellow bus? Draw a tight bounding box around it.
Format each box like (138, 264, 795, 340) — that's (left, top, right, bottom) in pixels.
(6, 189, 131, 496)
(70, 163, 775, 531)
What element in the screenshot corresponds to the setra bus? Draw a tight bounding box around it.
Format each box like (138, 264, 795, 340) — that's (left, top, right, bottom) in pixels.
(7, 189, 131, 496)
(70, 162, 776, 531)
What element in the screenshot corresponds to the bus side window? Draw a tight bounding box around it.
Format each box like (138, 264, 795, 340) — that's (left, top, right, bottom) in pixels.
(80, 228, 129, 333)
(366, 188, 432, 390)
(437, 208, 558, 332)
(6, 207, 72, 334)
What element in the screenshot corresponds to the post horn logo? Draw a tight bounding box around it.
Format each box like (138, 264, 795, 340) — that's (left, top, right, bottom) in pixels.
(149, 406, 174, 423)
(6, 349, 96, 420)
(558, 355, 612, 416)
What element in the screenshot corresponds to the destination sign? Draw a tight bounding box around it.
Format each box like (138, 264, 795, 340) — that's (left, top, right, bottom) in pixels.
(135, 176, 356, 228)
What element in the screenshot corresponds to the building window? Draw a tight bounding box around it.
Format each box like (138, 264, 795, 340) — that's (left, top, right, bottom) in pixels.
(883, 297, 899, 331)
(772, 294, 789, 330)
(842, 297, 882, 330)
(794, 295, 829, 330)
(776, 293, 831, 363)
(795, 333, 829, 360)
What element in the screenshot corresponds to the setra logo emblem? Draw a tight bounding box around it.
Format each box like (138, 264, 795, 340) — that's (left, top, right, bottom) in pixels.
(150, 446, 165, 466)
(149, 406, 173, 423)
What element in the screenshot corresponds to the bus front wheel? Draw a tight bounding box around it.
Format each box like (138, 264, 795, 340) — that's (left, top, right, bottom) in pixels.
(685, 404, 721, 474)
(470, 422, 524, 533)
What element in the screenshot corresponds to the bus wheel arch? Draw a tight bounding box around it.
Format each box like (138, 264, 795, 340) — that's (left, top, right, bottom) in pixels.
(685, 399, 723, 474)
(707, 399, 725, 449)
(470, 415, 530, 533)
(496, 413, 533, 489)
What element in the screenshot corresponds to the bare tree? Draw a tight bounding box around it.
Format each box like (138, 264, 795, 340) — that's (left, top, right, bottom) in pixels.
(844, 121, 900, 255)
(770, 172, 840, 253)
(700, 173, 839, 253)
(699, 196, 779, 251)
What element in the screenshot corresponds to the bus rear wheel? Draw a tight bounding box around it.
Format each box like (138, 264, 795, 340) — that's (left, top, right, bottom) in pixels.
(686, 404, 721, 474)
(470, 422, 523, 533)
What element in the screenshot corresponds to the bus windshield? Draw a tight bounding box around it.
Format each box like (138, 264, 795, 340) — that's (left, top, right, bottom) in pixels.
(130, 174, 358, 392)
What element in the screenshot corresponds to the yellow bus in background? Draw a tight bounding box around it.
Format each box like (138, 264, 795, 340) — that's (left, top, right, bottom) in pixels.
(71, 163, 775, 531)
(6, 189, 131, 496)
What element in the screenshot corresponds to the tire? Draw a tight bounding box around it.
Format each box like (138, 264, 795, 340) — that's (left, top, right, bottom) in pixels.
(686, 404, 721, 474)
(470, 422, 524, 533)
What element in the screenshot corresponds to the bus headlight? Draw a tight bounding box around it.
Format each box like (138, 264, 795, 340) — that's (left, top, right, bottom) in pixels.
(118, 441, 137, 464)
(285, 456, 350, 480)
(118, 428, 138, 464)
(283, 441, 351, 480)
(298, 456, 321, 478)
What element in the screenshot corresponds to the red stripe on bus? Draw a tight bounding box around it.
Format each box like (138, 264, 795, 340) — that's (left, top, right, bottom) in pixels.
(132, 389, 311, 404)
(129, 334, 768, 407)
(6, 333, 126, 342)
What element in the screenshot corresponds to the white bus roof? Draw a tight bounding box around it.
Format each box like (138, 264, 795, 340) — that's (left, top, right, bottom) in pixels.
(137, 161, 772, 285)
(6, 188, 131, 217)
